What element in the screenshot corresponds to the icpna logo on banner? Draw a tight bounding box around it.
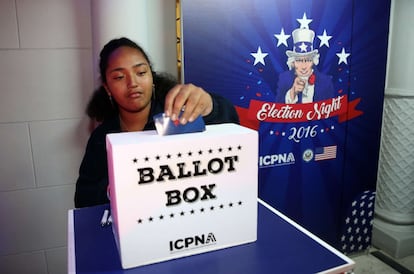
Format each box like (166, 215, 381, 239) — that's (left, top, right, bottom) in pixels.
(169, 233, 217, 253)
(259, 153, 295, 168)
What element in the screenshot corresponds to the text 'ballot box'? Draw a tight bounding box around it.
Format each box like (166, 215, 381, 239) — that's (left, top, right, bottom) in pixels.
(106, 123, 258, 269)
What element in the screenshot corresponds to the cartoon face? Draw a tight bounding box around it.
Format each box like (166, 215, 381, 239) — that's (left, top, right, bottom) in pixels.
(293, 56, 313, 77)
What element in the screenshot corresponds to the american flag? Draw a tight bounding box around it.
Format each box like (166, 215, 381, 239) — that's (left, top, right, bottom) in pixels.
(314, 145, 337, 161)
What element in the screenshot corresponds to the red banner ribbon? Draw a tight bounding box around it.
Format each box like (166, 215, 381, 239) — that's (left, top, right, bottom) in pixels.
(236, 95, 363, 130)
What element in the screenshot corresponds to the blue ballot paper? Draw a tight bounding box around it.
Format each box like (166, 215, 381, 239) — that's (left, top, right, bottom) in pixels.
(153, 111, 206, 135)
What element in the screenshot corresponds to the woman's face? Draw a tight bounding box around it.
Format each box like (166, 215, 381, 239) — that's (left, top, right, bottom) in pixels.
(104, 46, 153, 114)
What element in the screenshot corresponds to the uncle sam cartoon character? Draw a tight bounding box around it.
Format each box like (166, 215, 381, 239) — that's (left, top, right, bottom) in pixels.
(276, 28, 336, 104)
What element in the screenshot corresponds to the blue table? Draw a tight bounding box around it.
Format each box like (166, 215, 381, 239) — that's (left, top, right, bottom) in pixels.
(68, 199, 354, 273)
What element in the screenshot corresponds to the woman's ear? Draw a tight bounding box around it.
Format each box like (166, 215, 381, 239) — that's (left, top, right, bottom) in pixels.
(103, 83, 110, 97)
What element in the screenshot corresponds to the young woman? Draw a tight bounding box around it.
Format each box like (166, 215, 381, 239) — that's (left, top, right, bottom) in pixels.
(74, 37, 239, 208)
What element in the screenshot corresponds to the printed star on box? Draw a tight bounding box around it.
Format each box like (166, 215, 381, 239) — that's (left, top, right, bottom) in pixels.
(337, 47, 350, 64)
(297, 13, 312, 29)
(318, 29, 332, 48)
(251, 46, 268, 66)
(274, 28, 290, 47)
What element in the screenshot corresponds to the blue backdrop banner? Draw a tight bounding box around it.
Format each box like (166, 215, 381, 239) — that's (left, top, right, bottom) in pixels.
(180, 0, 390, 251)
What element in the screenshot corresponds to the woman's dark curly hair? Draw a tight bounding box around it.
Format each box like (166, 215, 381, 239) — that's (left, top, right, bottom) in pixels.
(86, 37, 178, 122)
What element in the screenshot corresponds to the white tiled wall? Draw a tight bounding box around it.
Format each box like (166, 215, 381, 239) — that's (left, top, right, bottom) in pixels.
(0, 0, 92, 273)
(0, 123, 36, 191)
(0, 49, 93, 122)
(0, 0, 177, 273)
(0, 0, 19, 48)
(0, 251, 48, 274)
(30, 118, 90, 187)
(0, 185, 75, 254)
(16, 0, 92, 49)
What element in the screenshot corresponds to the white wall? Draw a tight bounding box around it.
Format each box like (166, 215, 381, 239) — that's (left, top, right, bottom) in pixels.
(0, 1, 176, 273)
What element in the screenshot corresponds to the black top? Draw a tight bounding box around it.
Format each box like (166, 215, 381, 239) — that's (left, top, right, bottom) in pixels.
(74, 93, 239, 208)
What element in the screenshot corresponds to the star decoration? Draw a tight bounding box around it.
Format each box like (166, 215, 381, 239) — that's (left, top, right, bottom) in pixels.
(342, 192, 376, 254)
(337, 47, 350, 65)
(274, 28, 290, 47)
(298, 42, 308, 52)
(317, 29, 332, 48)
(297, 13, 312, 29)
(135, 200, 244, 224)
(129, 145, 243, 165)
(251, 46, 268, 66)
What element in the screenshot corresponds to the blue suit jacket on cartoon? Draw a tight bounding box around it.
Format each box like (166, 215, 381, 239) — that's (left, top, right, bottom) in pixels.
(275, 69, 335, 103)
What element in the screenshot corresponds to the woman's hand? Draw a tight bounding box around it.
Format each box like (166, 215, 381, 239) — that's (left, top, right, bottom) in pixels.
(164, 84, 213, 124)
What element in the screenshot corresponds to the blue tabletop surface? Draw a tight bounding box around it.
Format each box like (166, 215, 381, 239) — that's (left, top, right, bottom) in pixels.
(71, 200, 353, 273)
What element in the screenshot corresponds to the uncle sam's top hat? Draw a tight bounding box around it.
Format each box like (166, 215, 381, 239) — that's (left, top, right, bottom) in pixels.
(286, 28, 319, 58)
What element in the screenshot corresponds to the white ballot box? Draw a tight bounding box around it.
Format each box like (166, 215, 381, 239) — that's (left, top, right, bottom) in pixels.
(106, 123, 258, 269)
